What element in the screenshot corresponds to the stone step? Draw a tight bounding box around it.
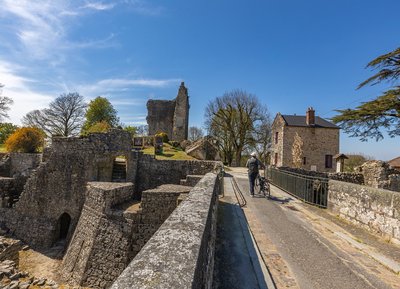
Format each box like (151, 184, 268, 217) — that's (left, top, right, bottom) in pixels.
(112, 161, 127, 182)
(180, 175, 203, 187)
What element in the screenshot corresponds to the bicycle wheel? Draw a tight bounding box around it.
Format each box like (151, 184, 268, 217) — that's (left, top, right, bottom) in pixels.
(254, 176, 262, 195)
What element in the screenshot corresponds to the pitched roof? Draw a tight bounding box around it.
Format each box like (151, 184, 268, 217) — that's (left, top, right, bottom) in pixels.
(281, 115, 339, 129)
(388, 156, 400, 167)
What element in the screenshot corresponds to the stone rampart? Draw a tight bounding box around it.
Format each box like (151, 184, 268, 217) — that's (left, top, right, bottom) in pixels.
(328, 180, 400, 243)
(62, 182, 136, 288)
(111, 172, 221, 289)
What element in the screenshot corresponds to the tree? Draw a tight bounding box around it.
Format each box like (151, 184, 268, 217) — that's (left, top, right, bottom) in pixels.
(136, 125, 148, 136)
(0, 123, 18, 144)
(205, 90, 268, 166)
(0, 83, 13, 121)
(250, 117, 272, 164)
(188, 126, 204, 142)
(5, 127, 45, 153)
(292, 132, 304, 168)
(332, 47, 400, 141)
(82, 97, 119, 133)
(123, 125, 137, 137)
(23, 92, 86, 137)
(344, 154, 373, 172)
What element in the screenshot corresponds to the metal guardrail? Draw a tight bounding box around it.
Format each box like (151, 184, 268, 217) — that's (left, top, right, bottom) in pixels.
(266, 167, 328, 208)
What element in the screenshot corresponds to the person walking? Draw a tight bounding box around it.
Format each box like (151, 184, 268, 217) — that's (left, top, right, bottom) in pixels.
(246, 152, 264, 197)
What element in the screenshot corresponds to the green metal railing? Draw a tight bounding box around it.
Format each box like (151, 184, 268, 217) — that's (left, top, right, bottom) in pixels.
(266, 167, 328, 208)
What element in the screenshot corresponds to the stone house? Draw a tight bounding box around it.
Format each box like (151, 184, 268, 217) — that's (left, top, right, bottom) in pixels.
(271, 107, 340, 172)
(388, 156, 400, 171)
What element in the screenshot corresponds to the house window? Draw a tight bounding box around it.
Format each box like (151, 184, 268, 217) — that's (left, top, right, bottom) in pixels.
(303, 157, 306, 165)
(274, 153, 278, 165)
(275, 132, 279, 144)
(325, 155, 333, 168)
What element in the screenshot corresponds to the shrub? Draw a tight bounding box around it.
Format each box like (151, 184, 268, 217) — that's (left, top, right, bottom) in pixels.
(82, 121, 111, 135)
(5, 127, 45, 153)
(155, 132, 169, 143)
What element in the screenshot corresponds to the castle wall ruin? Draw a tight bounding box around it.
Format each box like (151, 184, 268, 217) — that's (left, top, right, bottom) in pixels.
(146, 82, 189, 141)
(0, 129, 222, 288)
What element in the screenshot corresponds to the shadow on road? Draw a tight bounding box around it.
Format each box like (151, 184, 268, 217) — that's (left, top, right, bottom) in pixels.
(214, 200, 269, 289)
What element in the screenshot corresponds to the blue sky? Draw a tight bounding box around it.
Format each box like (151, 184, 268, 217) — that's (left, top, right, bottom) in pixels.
(0, 0, 399, 160)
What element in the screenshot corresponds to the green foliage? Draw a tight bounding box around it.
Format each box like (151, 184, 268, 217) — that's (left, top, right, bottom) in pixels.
(0, 123, 18, 144)
(333, 47, 400, 141)
(5, 127, 45, 153)
(83, 121, 111, 135)
(343, 154, 373, 172)
(82, 97, 119, 134)
(155, 132, 169, 143)
(123, 125, 137, 137)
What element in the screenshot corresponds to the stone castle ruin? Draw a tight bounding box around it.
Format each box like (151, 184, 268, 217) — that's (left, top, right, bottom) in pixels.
(0, 129, 222, 288)
(146, 82, 189, 141)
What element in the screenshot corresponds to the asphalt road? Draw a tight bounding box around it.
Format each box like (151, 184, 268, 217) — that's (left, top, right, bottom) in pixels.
(234, 172, 393, 289)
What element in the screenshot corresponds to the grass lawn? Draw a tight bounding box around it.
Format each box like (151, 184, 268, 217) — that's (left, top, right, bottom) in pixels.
(142, 143, 195, 160)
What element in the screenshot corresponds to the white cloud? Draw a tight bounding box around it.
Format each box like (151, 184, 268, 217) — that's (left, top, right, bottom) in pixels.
(0, 60, 53, 124)
(78, 78, 181, 96)
(1, 0, 71, 60)
(83, 2, 116, 11)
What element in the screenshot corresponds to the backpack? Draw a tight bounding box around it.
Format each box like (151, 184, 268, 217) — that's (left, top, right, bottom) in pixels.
(247, 158, 259, 174)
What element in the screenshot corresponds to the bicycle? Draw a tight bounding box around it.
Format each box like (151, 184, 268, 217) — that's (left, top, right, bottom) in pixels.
(254, 174, 270, 198)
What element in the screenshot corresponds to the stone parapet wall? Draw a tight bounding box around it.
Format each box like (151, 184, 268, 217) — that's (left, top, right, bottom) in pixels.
(278, 166, 363, 184)
(111, 172, 221, 289)
(328, 180, 400, 243)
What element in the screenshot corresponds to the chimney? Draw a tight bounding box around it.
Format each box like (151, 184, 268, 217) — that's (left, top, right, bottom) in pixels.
(306, 107, 315, 125)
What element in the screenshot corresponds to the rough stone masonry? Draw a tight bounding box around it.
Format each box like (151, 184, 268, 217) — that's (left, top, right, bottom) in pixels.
(146, 82, 189, 141)
(0, 129, 222, 288)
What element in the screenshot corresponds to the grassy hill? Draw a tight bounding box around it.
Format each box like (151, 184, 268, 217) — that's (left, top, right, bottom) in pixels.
(142, 143, 195, 160)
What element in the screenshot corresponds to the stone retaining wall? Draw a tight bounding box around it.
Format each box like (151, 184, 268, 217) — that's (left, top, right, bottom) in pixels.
(136, 154, 222, 192)
(328, 180, 400, 243)
(111, 172, 221, 289)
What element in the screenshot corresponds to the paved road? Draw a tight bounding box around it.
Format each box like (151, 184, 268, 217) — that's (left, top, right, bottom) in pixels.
(230, 168, 399, 289)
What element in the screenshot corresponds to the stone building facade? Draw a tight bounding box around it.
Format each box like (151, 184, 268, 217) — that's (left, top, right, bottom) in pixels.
(271, 107, 340, 172)
(146, 82, 189, 141)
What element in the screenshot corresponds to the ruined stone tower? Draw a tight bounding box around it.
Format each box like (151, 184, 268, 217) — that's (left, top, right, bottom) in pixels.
(146, 82, 189, 141)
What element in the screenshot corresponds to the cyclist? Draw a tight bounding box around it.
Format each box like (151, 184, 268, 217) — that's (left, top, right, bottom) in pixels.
(245, 152, 265, 197)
